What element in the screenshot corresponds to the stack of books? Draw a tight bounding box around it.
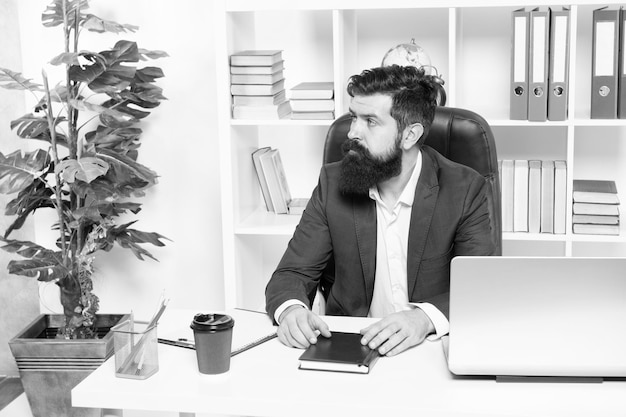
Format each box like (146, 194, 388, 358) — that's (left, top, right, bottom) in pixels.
(289, 82, 335, 120)
(230, 50, 291, 119)
(572, 179, 620, 235)
(251, 147, 308, 215)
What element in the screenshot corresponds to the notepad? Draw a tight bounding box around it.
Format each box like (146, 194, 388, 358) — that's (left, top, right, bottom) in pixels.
(157, 308, 278, 356)
(298, 332, 380, 374)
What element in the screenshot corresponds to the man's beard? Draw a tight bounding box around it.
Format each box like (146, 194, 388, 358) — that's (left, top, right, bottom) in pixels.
(338, 138, 402, 196)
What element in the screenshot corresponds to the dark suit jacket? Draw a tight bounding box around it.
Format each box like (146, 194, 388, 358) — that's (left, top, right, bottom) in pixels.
(265, 145, 496, 321)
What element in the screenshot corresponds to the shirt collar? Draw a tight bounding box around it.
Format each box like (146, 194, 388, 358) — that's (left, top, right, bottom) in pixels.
(369, 149, 422, 208)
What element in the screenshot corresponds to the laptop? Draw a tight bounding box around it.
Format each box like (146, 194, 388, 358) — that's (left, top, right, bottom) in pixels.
(445, 256, 626, 379)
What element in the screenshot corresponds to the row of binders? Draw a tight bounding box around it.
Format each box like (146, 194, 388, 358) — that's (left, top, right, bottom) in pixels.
(251, 147, 308, 215)
(500, 159, 567, 234)
(510, 7, 571, 121)
(230, 50, 335, 120)
(572, 179, 620, 235)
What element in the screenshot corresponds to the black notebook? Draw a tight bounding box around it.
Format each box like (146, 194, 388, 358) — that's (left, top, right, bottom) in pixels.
(298, 331, 380, 374)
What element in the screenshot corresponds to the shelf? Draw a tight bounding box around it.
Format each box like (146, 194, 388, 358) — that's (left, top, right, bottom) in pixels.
(235, 209, 301, 235)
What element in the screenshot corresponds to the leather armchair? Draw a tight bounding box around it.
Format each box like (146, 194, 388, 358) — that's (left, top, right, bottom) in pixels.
(323, 107, 502, 255)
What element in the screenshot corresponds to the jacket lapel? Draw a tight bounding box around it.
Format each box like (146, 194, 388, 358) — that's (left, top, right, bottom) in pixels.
(353, 195, 377, 308)
(407, 147, 440, 297)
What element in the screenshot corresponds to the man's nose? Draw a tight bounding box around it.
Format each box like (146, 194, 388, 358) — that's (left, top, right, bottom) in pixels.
(347, 120, 360, 140)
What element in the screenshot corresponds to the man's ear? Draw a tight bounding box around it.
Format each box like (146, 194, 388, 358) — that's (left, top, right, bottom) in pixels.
(402, 123, 424, 150)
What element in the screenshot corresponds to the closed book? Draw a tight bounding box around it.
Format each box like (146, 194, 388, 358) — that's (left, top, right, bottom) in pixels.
(258, 149, 289, 214)
(513, 160, 529, 232)
(573, 179, 619, 204)
(287, 198, 309, 215)
(230, 50, 283, 66)
(251, 147, 273, 212)
(298, 332, 380, 374)
(290, 99, 335, 112)
(573, 223, 620, 235)
(573, 214, 620, 225)
(290, 82, 334, 99)
(230, 61, 284, 75)
(291, 111, 335, 120)
(553, 160, 567, 234)
(500, 160, 515, 232)
(231, 71, 284, 85)
(232, 90, 287, 106)
(230, 79, 285, 96)
(540, 160, 555, 233)
(573, 202, 620, 216)
(528, 160, 542, 233)
(232, 101, 291, 120)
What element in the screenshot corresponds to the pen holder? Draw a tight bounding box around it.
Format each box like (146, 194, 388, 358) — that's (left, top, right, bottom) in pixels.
(112, 319, 159, 380)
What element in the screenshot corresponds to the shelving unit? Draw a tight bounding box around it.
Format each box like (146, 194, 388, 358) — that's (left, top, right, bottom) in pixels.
(214, 0, 626, 310)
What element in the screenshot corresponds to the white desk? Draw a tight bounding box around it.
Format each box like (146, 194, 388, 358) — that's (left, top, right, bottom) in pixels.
(73, 309, 626, 417)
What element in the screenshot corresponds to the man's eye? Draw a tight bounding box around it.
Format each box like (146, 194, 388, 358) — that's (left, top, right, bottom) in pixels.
(367, 118, 377, 126)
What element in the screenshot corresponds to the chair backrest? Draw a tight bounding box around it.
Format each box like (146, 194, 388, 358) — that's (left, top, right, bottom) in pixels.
(323, 107, 502, 255)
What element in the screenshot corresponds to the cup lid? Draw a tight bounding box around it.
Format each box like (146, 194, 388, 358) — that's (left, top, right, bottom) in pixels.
(190, 313, 234, 331)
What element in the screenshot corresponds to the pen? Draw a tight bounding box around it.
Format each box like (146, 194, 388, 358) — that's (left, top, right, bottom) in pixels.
(158, 338, 196, 350)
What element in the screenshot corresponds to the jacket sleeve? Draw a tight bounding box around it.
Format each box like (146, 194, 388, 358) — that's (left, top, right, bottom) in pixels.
(265, 166, 334, 321)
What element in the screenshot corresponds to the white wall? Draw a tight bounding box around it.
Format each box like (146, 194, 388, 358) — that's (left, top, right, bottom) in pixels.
(12, 0, 224, 321)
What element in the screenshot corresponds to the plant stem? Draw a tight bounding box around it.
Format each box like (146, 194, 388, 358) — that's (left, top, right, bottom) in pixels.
(41, 70, 67, 264)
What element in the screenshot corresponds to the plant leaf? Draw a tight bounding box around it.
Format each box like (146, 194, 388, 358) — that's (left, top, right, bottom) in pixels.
(56, 156, 110, 183)
(9, 114, 69, 146)
(0, 238, 68, 281)
(138, 49, 169, 61)
(50, 52, 82, 66)
(96, 148, 158, 186)
(69, 98, 136, 124)
(41, 0, 88, 28)
(107, 221, 168, 261)
(0, 68, 44, 92)
(82, 14, 138, 34)
(4, 177, 55, 238)
(0, 150, 50, 194)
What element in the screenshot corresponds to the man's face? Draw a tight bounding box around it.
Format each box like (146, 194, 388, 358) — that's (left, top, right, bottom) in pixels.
(339, 94, 403, 195)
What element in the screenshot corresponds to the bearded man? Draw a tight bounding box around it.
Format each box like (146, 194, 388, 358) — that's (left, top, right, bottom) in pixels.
(265, 65, 496, 357)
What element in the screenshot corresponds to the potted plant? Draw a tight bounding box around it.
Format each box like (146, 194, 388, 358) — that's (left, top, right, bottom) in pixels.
(0, 0, 167, 415)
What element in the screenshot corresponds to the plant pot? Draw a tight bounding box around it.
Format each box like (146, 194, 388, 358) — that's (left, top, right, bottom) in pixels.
(8, 313, 129, 417)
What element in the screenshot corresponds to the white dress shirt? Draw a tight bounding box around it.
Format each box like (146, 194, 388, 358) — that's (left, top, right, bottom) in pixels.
(367, 150, 448, 339)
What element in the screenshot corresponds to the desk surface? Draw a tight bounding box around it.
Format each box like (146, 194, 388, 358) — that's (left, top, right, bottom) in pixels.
(73, 309, 626, 417)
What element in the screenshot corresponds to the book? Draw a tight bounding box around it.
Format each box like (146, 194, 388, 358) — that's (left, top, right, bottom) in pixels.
(553, 160, 567, 234)
(287, 198, 309, 215)
(298, 332, 380, 374)
(290, 82, 334, 99)
(513, 159, 529, 232)
(231, 71, 284, 85)
(290, 111, 335, 120)
(573, 223, 620, 235)
(230, 79, 285, 96)
(232, 90, 287, 106)
(572, 214, 619, 225)
(252, 147, 273, 211)
(230, 50, 283, 66)
(540, 160, 555, 233)
(258, 149, 290, 214)
(500, 159, 515, 232)
(290, 99, 335, 112)
(573, 202, 620, 216)
(232, 100, 291, 120)
(573, 179, 619, 204)
(528, 160, 542, 233)
(230, 61, 284, 75)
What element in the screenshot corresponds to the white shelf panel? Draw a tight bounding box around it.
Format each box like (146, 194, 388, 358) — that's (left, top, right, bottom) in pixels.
(231, 119, 334, 127)
(235, 208, 300, 235)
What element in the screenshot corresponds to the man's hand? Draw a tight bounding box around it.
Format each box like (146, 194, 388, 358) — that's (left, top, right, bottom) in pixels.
(277, 305, 331, 348)
(359, 308, 435, 356)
